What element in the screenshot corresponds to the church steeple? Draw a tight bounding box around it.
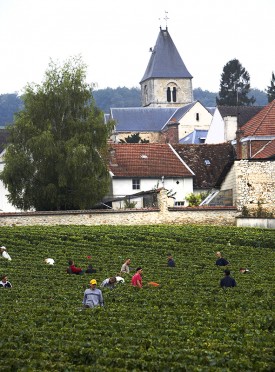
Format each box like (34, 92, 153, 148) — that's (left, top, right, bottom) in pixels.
(140, 27, 193, 107)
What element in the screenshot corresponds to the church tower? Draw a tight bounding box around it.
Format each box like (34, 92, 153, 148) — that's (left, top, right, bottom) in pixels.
(140, 27, 193, 108)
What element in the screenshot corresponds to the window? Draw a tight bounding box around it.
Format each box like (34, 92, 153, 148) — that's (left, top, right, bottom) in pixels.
(204, 159, 211, 165)
(196, 113, 199, 121)
(167, 87, 171, 102)
(132, 179, 140, 190)
(174, 201, 185, 206)
(172, 87, 177, 102)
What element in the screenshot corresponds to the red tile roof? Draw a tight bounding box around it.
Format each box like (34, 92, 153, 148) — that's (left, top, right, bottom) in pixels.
(109, 143, 194, 177)
(241, 100, 275, 136)
(252, 139, 275, 159)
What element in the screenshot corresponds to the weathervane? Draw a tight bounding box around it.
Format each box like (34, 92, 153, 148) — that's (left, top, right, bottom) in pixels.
(159, 10, 169, 29)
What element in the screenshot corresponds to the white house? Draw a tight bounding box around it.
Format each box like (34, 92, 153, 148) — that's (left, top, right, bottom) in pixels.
(107, 143, 194, 208)
(206, 106, 263, 144)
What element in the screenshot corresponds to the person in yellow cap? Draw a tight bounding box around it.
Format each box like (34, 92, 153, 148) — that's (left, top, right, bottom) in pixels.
(83, 279, 104, 308)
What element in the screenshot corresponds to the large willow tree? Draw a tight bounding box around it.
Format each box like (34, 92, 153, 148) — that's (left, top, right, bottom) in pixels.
(0, 57, 114, 211)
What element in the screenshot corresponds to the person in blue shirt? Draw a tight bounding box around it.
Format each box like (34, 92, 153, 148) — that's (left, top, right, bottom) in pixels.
(220, 270, 236, 288)
(215, 251, 229, 266)
(83, 279, 104, 308)
(167, 253, 176, 267)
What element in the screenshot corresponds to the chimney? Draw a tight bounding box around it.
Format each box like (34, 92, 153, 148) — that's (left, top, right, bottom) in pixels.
(235, 129, 244, 160)
(161, 118, 179, 144)
(108, 147, 118, 166)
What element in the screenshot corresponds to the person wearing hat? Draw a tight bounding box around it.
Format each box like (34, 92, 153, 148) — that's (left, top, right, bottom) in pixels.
(0, 246, 11, 261)
(0, 275, 12, 288)
(83, 279, 104, 308)
(215, 251, 229, 266)
(220, 270, 237, 288)
(131, 267, 143, 288)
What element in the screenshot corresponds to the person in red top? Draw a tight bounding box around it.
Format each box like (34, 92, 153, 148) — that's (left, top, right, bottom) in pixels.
(131, 267, 143, 288)
(67, 260, 84, 275)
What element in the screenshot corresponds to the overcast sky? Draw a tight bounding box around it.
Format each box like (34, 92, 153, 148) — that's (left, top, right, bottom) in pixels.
(0, 0, 274, 95)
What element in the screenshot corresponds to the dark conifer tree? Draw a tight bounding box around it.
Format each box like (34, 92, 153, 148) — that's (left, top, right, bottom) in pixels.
(266, 72, 275, 103)
(216, 59, 255, 106)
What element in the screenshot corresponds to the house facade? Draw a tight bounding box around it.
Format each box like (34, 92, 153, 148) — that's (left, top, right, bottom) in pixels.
(206, 106, 263, 144)
(107, 143, 194, 208)
(209, 100, 275, 213)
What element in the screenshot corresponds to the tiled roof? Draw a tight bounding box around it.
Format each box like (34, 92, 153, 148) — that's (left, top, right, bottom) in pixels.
(173, 143, 235, 189)
(109, 143, 194, 178)
(110, 102, 201, 133)
(111, 107, 177, 132)
(140, 28, 192, 83)
(218, 106, 263, 127)
(252, 139, 275, 159)
(0, 129, 9, 154)
(241, 100, 275, 136)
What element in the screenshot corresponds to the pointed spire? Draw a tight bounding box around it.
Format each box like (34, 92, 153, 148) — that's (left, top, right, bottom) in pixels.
(140, 28, 192, 83)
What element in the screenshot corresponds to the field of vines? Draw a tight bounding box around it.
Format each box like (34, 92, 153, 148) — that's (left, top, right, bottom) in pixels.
(0, 224, 274, 371)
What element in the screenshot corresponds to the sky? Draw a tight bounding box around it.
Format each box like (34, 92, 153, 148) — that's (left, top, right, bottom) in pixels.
(0, 0, 274, 95)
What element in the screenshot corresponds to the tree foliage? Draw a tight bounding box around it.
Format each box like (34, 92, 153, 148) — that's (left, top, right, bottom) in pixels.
(120, 132, 149, 143)
(266, 71, 275, 103)
(0, 57, 114, 211)
(216, 59, 255, 106)
(0, 93, 23, 126)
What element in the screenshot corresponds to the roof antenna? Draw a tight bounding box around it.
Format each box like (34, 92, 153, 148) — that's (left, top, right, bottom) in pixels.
(159, 10, 169, 30)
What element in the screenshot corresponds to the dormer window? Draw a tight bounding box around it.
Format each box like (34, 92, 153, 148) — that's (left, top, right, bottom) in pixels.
(204, 159, 211, 165)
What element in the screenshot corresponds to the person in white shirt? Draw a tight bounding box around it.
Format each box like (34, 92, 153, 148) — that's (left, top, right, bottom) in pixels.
(45, 258, 55, 265)
(0, 275, 12, 288)
(100, 276, 125, 289)
(120, 258, 131, 274)
(0, 246, 11, 261)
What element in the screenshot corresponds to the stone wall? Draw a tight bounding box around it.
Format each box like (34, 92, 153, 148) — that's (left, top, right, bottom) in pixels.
(234, 160, 275, 213)
(0, 189, 237, 227)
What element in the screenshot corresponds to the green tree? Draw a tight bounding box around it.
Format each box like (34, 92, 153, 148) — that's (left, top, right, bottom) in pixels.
(0, 57, 114, 211)
(266, 72, 275, 103)
(120, 133, 149, 143)
(216, 59, 255, 106)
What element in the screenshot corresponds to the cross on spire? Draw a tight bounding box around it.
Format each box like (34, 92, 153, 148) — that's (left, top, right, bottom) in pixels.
(159, 10, 169, 29)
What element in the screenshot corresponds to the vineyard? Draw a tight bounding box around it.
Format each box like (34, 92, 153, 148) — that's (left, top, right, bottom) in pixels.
(0, 224, 274, 371)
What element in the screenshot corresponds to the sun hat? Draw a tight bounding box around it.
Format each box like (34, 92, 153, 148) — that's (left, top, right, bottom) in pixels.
(90, 279, 97, 285)
(1, 246, 6, 250)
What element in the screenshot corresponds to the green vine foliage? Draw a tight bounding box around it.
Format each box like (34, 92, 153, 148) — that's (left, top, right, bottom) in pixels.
(0, 225, 274, 370)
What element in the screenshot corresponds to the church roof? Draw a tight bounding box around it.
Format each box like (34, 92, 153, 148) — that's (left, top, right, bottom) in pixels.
(111, 102, 200, 133)
(140, 27, 192, 83)
(110, 107, 177, 132)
